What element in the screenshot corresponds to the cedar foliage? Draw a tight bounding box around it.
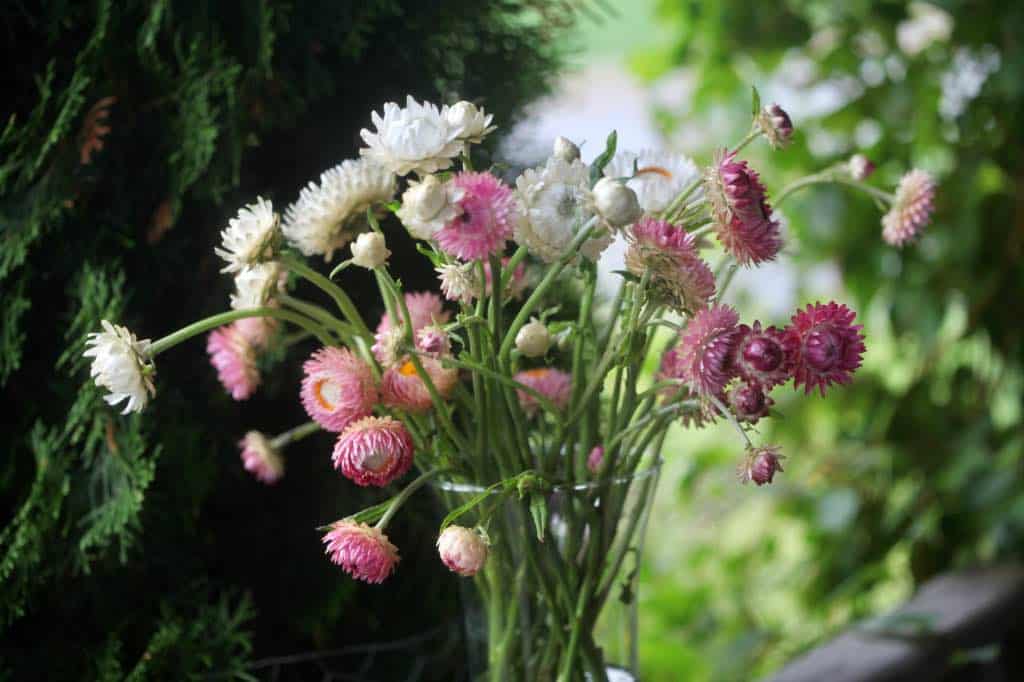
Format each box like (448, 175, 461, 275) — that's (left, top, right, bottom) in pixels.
(0, 1, 577, 678)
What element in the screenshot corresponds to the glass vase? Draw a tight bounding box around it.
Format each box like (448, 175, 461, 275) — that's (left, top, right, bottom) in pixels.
(436, 460, 661, 682)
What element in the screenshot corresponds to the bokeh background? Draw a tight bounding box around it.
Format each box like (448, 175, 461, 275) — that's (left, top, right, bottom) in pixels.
(2, 1, 1021, 680)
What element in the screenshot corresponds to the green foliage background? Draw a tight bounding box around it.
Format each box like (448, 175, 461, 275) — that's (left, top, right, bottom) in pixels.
(0, 1, 578, 679)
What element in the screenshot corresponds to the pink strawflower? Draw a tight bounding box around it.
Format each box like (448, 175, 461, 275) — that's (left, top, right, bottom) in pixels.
(587, 445, 605, 474)
(728, 382, 773, 424)
(374, 291, 450, 364)
(239, 431, 285, 484)
(706, 150, 782, 265)
(207, 323, 260, 400)
(300, 347, 378, 432)
(437, 525, 489, 577)
(625, 217, 715, 311)
(882, 169, 935, 246)
(435, 172, 516, 261)
(514, 368, 572, 417)
(381, 357, 458, 413)
(323, 520, 400, 584)
(416, 324, 450, 356)
(235, 316, 277, 347)
(669, 304, 741, 396)
(732, 321, 791, 389)
(483, 256, 528, 299)
(783, 302, 866, 396)
(332, 416, 415, 487)
(738, 446, 785, 486)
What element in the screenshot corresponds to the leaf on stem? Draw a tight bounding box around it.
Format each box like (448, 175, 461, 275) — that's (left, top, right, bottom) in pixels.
(589, 130, 618, 187)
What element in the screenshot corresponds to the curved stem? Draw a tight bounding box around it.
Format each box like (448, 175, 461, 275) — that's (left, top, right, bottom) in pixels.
(270, 421, 321, 449)
(280, 293, 355, 342)
(375, 467, 446, 530)
(281, 253, 373, 340)
(731, 127, 761, 155)
(148, 307, 331, 357)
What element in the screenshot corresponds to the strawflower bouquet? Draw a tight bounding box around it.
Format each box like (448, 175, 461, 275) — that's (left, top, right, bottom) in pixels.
(83, 94, 935, 680)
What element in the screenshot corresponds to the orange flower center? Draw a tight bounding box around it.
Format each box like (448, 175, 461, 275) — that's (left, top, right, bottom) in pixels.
(522, 368, 551, 379)
(399, 360, 418, 377)
(636, 165, 672, 179)
(313, 379, 341, 410)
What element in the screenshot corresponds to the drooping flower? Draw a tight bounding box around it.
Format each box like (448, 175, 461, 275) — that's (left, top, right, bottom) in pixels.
(207, 323, 261, 400)
(604, 149, 703, 214)
(84, 320, 155, 414)
(446, 101, 496, 144)
(738, 446, 785, 486)
(323, 520, 400, 584)
(359, 96, 464, 176)
(848, 154, 876, 181)
(300, 347, 378, 432)
(515, 319, 551, 358)
(587, 445, 605, 474)
(437, 525, 489, 576)
(282, 159, 396, 260)
(437, 262, 482, 305)
(239, 431, 285, 484)
(783, 302, 866, 396)
(435, 172, 516, 261)
(514, 368, 572, 417)
(731, 321, 791, 388)
(882, 169, 936, 246)
(230, 262, 285, 310)
(332, 416, 415, 487)
(215, 197, 279, 273)
(669, 304, 741, 396)
(350, 231, 390, 269)
(728, 382, 773, 424)
(397, 175, 464, 240)
(552, 136, 581, 163)
(592, 178, 642, 228)
(382, 357, 458, 413)
(625, 217, 715, 311)
(758, 104, 794, 149)
(705, 151, 782, 265)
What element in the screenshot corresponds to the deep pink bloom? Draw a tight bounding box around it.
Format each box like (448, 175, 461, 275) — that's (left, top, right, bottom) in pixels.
(381, 356, 458, 413)
(882, 169, 935, 246)
(707, 151, 782, 265)
(587, 445, 604, 474)
(435, 172, 516, 261)
(783, 302, 865, 396)
(323, 520, 400, 584)
(732, 321, 792, 389)
(239, 431, 284, 484)
(300, 347, 378, 432)
(728, 382, 773, 424)
(739, 446, 785, 486)
(625, 217, 715, 311)
(207, 323, 260, 400)
(668, 304, 741, 396)
(437, 525, 489, 577)
(514, 368, 572, 417)
(332, 416, 414, 487)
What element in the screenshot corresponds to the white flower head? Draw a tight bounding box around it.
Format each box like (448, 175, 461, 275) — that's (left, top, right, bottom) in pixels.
(83, 320, 155, 414)
(230, 262, 285, 311)
(604, 149, 703, 214)
(215, 197, 279, 274)
(396, 175, 465, 240)
(282, 159, 396, 261)
(350, 232, 390, 269)
(436, 262, 482, 305)
(446, 101, 496, 144)
(514, 157, 608, 263)
(360, 96, 464, 176)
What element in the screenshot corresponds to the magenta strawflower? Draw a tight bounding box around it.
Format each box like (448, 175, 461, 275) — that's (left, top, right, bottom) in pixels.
(323, 520, 400, 584)
(587, 445, 604, 474)
(625, 217, 716, 311)
(669, 304, 741, 396)
(435, 172, 516, 261)
(437, 525, 489, 577)
(732, 321, 791, 389)
(882, 169, 935, 246)
(332, 416, 415, 487)
(514, 368, 572, 417)
(706, 150, 782, 265)
(382, 357, 458, 413)
(738, 446, 785, 486)
(239, 431, 284, 484)
(300, 347, 378, 432)
(728, 382, 773, 424)
(206, 323, 260, 400)
(783, 302, 866, 396)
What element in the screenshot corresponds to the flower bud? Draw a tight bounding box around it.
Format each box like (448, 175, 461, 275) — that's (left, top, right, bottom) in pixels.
(728, 382, 773, 424)
(848, 154, 876, 181)
(350, 231, 390, 269)
(446, 101, 480, 130)
(437, 525, 489, 576)
(739, 446, 785, 486)
(515, 319, 551, 358)
(416, 324, 450, 356)
(593, 177, 642, 227)
(759, 103, 794, 148)
(587, 445, 604, 474)
(552, 136, 581, 163)
(406, 175, 448, 221)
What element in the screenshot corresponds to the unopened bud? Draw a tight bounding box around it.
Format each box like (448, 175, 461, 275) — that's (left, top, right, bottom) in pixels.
(515, 319, 551, 358)
(759, 103, 794, 148)
(848, 154, 876, 181)
(593, 177, 642, 227)
(350, 232, 390, 269)
(437, 525, 489, 576)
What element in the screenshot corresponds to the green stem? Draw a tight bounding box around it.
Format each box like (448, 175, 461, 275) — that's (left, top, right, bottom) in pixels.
(732, 127, 761, 154)
(375, 467, 446, 530)
(280, 293, 355, 342)
(281, 252, 373, 340)
(270, 421, 321, 449)
(774, 172, 895, 208)
(148, 307, 331, 357)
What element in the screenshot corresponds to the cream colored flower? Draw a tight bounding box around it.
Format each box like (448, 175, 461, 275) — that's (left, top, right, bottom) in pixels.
(436, 262, 482, 304)
(446, 101, 496, 144)
(396, 175, 464, 240)
(350, 232, 390, 269)
(359, 96, 464, 176)
(214, 197, 278, 273)
(515, 319, 551, 358)
(604, 149, 702, 214)
(83, 320, 155, 414)
(230, 262, 285, 311)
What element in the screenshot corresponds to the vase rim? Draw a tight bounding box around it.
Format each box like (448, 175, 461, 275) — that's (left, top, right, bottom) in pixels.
(434, 457, 662, 494)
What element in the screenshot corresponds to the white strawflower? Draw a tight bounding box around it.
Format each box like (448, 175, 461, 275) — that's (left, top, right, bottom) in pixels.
(359, 96, 464, 176)
(593, 177, 642, 227)
(436, 262, 482, 304)
(603, 149, 702, 214)
(515, 319, 550, 358)
(396, 175, 464, 240)
(350, 232, 390, 269)
(514, 157, 609, 263)
(552, 136, 581, 163)
(446, 101, 495, 144)
(83, 320, 155, 414)
(230, 262, 285, 310)
(282, 159, 396, 261)
(214, 197, 279, 274)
